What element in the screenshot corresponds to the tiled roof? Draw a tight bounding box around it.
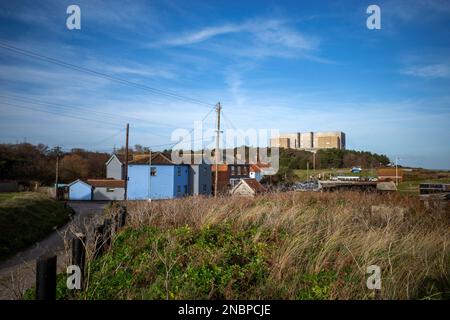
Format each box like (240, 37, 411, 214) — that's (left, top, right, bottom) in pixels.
(86, 179, 125, 188)
(114, 154, 133, 163)
(211, 164, 229, 172)
(128, 152, 174, 165)
(250, 163, 272, 173)
(241, 178, 266, 193)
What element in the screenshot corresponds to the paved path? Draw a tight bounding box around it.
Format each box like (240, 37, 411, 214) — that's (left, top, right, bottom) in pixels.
(0, 201, 108, 300)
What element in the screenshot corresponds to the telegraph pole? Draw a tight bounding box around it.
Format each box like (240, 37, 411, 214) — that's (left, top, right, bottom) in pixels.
(395, 156, 399, 186)
(214, 103, 221, 197)
(148, 149, 152, 201)
(306, 161, 309, 182)
(124, 123, 130, 201)
(312, 151, 316, 173)
(54, 148, 59, 200)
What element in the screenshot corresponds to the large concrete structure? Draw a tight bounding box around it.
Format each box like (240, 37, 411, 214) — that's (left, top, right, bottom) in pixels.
(270, 131, 346, 150)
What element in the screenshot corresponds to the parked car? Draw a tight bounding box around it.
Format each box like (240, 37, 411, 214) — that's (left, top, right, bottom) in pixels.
(291, 181, 320, 191)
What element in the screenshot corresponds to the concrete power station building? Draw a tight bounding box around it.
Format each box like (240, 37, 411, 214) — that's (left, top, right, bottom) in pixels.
(270, 131, 346, 150)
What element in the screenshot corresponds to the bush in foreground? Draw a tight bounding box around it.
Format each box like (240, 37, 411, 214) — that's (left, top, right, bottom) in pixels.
(62, 192, 449, 300)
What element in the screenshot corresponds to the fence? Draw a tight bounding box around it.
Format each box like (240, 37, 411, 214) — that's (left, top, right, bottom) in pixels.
(34, 205, 127, 300)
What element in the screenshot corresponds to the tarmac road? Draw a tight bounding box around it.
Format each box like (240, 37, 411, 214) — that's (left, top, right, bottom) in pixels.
(0, 201, 108, 300)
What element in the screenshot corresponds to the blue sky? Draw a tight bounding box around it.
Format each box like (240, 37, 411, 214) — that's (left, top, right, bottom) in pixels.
(0, 0, 449, 169)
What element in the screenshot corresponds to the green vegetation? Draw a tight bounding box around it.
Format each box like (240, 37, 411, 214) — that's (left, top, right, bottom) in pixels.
(39, 192, 449, 300)
(0, 143, 110, 185)
(274, 148, 389, 183)
(0, 192, 73, 260)
(293, 168, 377, 181)
(0, 192, 20, 202)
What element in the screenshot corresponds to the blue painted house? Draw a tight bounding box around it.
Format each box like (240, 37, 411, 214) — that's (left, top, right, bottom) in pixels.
(127, 153, 190, 200)
(68, 179, 93, 200)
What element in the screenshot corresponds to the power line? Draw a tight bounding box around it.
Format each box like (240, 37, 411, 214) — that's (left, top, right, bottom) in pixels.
(1, 98, 193, 140)
(221, 109, 238, 131)
(162, 105, 216, 150)
(90, 128, 125, 148)
(0, 41, 215, 108)
(1, 101, 123, 127)
(0, 93, 177, 129)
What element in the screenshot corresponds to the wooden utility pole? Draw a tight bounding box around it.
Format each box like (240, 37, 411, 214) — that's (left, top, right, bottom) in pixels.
(54, 148, 59, 200)
(214, 102, 221, 197)
(306, 161, 309, 182)
(395, 156, 399, 186)
(148, 149, 152, 201)
(312, 151, 316, 172)
(124, 123, 130, 200)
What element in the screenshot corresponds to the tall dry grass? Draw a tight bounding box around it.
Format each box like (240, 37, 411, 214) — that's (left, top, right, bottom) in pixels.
(108, 191, 449, 299)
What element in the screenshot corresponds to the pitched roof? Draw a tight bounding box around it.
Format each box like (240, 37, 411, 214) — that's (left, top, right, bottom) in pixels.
(128, 152, 173, 165)
(105, 153, 132, 166)
(86, 179, 125, 188)
(241, 178, 267, 193)
(250, 163, 272, 173)
(68, 179, 92, 188)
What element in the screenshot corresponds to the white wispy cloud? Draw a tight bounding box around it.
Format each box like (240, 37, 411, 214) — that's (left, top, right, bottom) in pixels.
(401, 63, 450, 79)
(155, 18, 319, 53)
(160, 24, 243, 46)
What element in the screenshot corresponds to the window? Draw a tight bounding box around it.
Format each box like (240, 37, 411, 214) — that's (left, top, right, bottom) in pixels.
(203, 166, 207, 176)
(150, 167, 157, 176)
(237, 166, 241, 175)
(184, 185, 188, 194)
(177, 185, 181, 193)
(203, 184, 207, 193)
(177, 167, 181, 176)
(231, 166, 235, 176)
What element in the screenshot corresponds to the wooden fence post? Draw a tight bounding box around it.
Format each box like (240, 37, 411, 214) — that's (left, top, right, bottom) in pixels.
(94, 224, 105, 259)
(114, 212, 119, 232)
(103, 219, 112, 249)
(118, 206, 127, 228)
(36, 255, 57, 300)
(71, 233, 86, 289)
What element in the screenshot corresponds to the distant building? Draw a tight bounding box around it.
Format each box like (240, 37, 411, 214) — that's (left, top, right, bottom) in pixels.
(270, 131, 346, 150)
(188, 164, 211, 196)
(68, 179, 93, 200)
(105, 153, 132, 180)
(87, 179, 125, 200)
(230, 178, 267, 197)
(68, 179, 125, 201)
(127, 153, 190, 200)
(419, 183, 450, 195)
(249, 163, 274, 182)
(212, 163, 251, 193)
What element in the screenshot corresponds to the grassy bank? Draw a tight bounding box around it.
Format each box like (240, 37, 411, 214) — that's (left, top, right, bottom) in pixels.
(0, 192, 73, 260)
(52, 192, 449, 300)
(293, 168, 376, 181)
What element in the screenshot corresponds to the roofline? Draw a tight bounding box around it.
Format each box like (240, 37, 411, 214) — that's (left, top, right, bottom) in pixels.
(68, 179, 93, 188)
(105, 154, 122, 166)
(231, 179, 256, 194)
(128, 163, 189, 166)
